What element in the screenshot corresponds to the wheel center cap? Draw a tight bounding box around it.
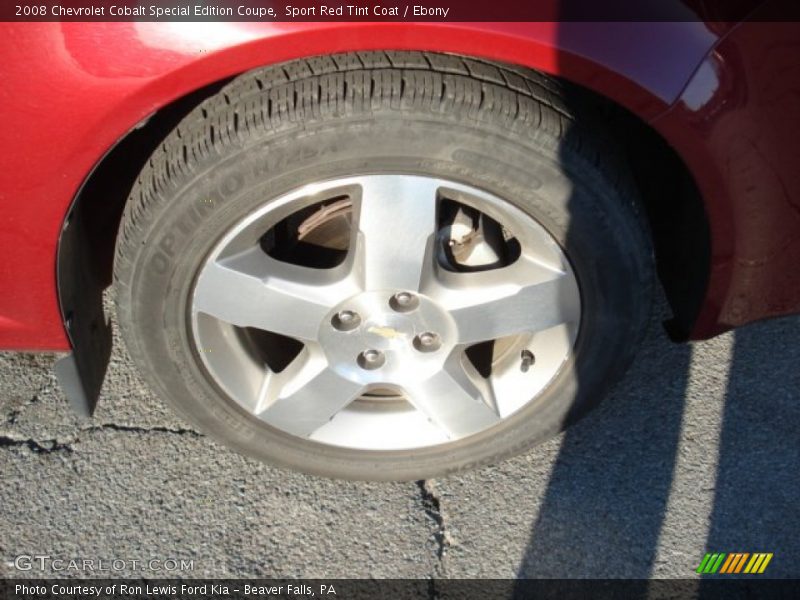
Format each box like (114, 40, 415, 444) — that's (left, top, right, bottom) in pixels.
(318, 290, 455, 385)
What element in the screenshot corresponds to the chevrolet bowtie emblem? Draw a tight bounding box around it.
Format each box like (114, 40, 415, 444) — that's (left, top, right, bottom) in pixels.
(368, 326, 403, 339)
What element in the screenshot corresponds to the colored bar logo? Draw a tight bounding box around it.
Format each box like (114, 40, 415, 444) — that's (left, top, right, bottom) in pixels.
(696, 552, 773, 574)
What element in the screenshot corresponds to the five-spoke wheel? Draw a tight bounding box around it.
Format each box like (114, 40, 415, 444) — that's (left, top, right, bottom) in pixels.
(192, 176, 580, 450)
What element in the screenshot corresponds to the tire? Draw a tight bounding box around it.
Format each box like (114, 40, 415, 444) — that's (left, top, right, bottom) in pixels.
(114, 51, 653, 481)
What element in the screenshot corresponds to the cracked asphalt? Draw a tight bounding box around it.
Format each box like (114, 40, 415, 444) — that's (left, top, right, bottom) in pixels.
(1, 297, 799, 579)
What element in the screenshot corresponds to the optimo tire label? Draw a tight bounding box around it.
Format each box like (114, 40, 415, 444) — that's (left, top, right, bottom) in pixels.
(149, 171, 244, 275)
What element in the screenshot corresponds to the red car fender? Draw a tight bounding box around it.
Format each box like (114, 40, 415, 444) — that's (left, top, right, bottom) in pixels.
(653, 15, 800, 338)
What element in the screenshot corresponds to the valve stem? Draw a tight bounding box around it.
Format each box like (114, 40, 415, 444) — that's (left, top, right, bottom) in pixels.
(521, 349, 535, 372)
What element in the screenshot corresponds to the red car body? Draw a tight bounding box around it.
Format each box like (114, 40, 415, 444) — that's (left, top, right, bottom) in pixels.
(1, 6, 799, 360)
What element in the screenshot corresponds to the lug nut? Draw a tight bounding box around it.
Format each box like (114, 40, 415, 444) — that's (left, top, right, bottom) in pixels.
(358, 349, 385, 370)
(389, 291, 419, 312)
(332, 310, 361, 331)
(413, 331, 442, 353)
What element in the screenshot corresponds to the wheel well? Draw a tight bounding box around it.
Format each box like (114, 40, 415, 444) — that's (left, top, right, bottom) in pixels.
(611, 104, 711, 341)
(54, 78, 232, 415)
(56, 53, 709, 412)
(60, 78, 233, 294)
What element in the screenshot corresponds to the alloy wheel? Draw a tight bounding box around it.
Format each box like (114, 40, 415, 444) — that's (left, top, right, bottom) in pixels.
(190, 175, 581, 451)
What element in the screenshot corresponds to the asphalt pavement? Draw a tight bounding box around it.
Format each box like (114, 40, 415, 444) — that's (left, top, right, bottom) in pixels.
(1, 298, 798, 580)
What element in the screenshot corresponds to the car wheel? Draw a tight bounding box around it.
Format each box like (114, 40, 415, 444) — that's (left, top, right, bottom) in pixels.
(114, 52, 652, 480)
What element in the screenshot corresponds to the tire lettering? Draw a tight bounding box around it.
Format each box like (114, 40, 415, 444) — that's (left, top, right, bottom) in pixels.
(220, 172, 244, 196)
(151, 251, 170, 275)
(252, 145, 322, 179)
(158, 232, 176, 257)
